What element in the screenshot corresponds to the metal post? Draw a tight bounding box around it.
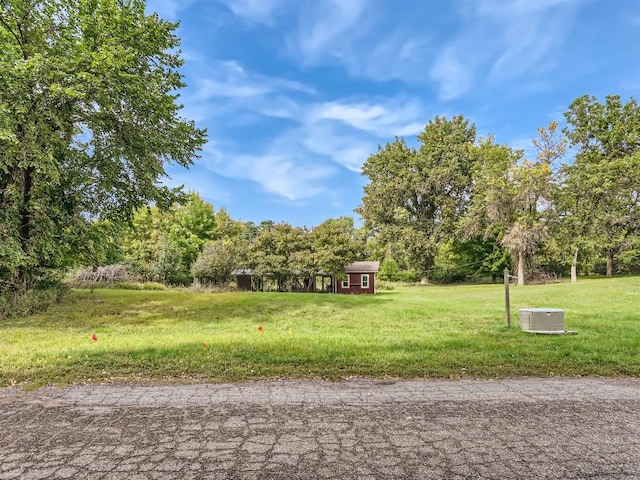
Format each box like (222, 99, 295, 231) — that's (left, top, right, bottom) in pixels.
(504, 268, 511, 327)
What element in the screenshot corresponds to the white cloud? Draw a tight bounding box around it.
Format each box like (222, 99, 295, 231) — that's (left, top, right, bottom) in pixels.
(363, 35, 433, 83)
(310, 99, 424, 137)
(202, 0, 589, 102)
(285, 1, 438, 85)
(199, 140, 336, 201)
(430, 46, 476, 101)
(296, 0, 368, 63)
(179, 61, 314, 125)
(190, 61, 315, 103)
(192, 91, 429, 198)
(182, 59, 431, 201)
(242, 152, 334, 200)
(486, 2, 579, 81)
(298, 122, 372, 173)
(428, 0, 585, 99)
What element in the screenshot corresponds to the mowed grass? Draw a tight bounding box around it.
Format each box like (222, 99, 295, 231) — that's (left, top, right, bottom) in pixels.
(1, 277, 638, 387)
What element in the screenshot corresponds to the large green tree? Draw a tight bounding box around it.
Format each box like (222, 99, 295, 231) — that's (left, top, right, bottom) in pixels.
(0, 0, 206, 291)
(249, 223, 311, 291)
(464, 128, 558, 286)
(312, 216, 362, 279)
(358, 116, 477, 281)
(122, 193, 216, 284)
(562, 95, 640, 278)
(190, 239, 238, 287)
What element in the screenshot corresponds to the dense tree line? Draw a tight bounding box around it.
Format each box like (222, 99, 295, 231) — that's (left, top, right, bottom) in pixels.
(118, 202, 362, 290)
(359, 95, 640, 284)
(115, 95, 640, 289)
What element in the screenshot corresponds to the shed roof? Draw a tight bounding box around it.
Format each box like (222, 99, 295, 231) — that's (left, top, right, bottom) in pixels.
(344, 261, 380, 273)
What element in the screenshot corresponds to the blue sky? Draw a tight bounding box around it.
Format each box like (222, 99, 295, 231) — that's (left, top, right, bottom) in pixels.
(145, 0, 640, 228)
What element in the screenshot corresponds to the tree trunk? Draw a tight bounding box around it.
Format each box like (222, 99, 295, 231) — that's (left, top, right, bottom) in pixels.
(517, 252, 525, 286)
(17, 165, 35, 292)
(571, 247, 579, 283)
(606, 251, 614, 277)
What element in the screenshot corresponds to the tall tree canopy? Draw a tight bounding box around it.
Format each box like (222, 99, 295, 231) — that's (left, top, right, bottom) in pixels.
(562, 95, 640, 278)
(312, 216, 362, 278)
(0, 0, 206, 291)
(249, 223, 312, 291)
(358, 116, 477, 280)
(465, 134, 556, 285)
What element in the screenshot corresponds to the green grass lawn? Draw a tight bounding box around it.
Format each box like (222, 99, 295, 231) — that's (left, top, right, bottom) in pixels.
(1, 277, 638, 387)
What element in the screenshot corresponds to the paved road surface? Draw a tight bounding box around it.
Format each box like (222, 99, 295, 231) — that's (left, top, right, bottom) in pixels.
(1, 377, 639, 479)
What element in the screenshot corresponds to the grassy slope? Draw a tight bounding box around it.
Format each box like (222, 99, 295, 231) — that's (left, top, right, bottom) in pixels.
(1, 277, 638, 387)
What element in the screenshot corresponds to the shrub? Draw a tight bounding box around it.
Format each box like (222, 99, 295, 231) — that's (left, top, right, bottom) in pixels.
(0, 286, 68, 319)
(142, 282, 167, 290)
(64, 265, 168, 290)
(399, 269, 422, 283)
(191, 240, 237, 286)
(375, 280, 395, 291)
(379, 258, 401, 281)
(430, 269, 468, 284)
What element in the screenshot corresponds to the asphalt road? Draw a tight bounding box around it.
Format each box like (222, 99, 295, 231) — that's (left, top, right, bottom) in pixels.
(1, 377, 639, 479)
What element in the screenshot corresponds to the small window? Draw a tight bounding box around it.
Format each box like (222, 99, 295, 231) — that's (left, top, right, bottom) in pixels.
(341, 276, 350, 288)
(361, 274, 369, 288)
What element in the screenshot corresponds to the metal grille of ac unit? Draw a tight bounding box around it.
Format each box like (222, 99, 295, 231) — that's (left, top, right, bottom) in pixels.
(519, 308, 565, 333)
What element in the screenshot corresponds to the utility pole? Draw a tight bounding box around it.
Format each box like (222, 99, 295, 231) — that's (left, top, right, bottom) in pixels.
(504, 268, 511, 327)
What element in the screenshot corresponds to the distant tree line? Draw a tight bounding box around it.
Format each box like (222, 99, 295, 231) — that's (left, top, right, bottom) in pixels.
(89, 95, 640, 288)
(359, 95, 640, 285)
(83, 196, 363, 289)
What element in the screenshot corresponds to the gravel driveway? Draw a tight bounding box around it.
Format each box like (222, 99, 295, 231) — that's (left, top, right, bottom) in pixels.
(1, 377, 639, 479)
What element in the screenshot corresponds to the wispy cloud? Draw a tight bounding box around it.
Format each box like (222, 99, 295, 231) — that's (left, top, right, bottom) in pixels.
(430, 45, 478, 101)
(180, 61, 314, 123)
(190, 61, 315, 102)
(484, 1, 581, 81)
(285, 1, 438, 84)
(294, 0, 368, 64)
(429, 0, 585, 99)
(310, 99, 424, 137)
(301, 124, 373, 173)
(199, 140, 335, 201)
(181, 58, 429, 199)
(172, 0, 588, 204)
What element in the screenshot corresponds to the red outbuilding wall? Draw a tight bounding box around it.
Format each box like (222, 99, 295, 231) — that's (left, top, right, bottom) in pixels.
(336, 272, 376, 294)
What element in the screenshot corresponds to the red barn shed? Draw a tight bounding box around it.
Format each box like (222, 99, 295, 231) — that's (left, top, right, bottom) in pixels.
(336, 261, 380, 294)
